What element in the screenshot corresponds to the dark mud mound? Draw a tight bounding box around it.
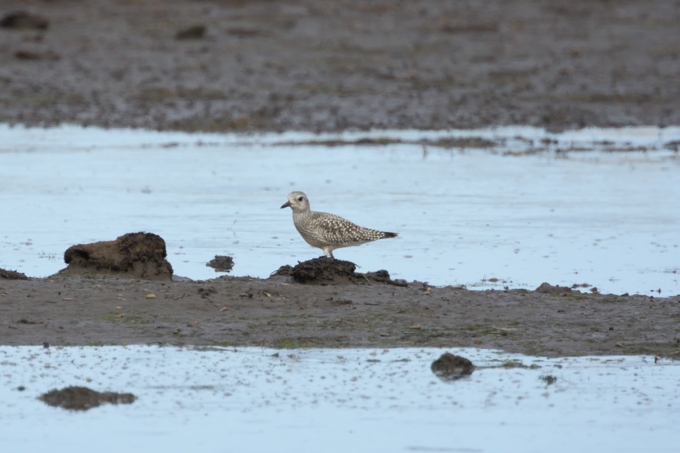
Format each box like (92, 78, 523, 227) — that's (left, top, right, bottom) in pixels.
(206, 255, 234, 272)
(536, 282, 572, 294)
(290, 258, 357, 284)
(0, 268, 28, 280)
(273, 257, 407, 286)
(0, 11, 49, 30)
(176, 24, 207, 40)
(40, 386, 136, 411)
(59, 232, 173, 281)
(431, 353, 475, 381)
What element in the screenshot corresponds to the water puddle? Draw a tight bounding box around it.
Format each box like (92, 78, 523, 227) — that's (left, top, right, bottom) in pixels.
(0, 345, 678, 452)
(1, 124, 679, 294)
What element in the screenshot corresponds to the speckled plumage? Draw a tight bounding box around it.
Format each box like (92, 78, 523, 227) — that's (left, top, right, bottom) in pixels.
(280, 191, 397, 258)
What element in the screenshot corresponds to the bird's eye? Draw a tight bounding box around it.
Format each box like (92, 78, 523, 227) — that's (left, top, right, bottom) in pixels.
(297, 197, 303, 201)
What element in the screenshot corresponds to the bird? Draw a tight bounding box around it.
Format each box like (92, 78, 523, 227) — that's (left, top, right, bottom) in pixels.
(280, 191, 398, 258)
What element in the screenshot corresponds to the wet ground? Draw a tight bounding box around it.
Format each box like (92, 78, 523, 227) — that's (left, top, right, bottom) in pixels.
(1, 0, 679, 132)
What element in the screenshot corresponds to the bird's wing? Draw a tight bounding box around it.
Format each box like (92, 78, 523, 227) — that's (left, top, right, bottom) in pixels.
(311, 212, 381, 244)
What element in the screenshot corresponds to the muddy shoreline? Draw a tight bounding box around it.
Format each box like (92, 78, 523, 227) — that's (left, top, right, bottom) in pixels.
(2, 272, 679, 357)
(2, 0, 679, 356)
(1, 0, 679, 132)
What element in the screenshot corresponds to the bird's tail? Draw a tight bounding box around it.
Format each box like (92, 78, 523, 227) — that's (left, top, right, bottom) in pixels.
(382, 232, 398, 238)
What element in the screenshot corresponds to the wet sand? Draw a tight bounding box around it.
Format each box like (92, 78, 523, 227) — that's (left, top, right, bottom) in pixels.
(1, 273, 679, 357)
(0, 0, 678, 132)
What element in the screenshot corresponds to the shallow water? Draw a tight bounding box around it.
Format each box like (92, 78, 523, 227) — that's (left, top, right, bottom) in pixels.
(1, 124, 679, 294)
(0, 345, 678, 452)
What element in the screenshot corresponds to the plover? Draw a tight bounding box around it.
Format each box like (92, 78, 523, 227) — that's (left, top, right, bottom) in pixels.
(280, 191, 398, 258)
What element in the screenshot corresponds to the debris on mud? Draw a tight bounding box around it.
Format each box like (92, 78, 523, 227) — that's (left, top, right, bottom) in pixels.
(421, 137, 496, 149)
(272, 257, 407, 286)
(0, 11, 49, 30)
(431, 353, 475, 381)
(656, 349, 680, 361)
(0, 268, 28, 280)
(59, 232, 173, 281)
(206, 255, 234, 273)
(40, 386, 136, 411)
(539, 375, 558, 386)
(275, 137, 497, 150)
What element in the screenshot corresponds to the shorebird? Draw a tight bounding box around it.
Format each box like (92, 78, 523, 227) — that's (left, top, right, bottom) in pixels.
(280, 191, 398, 258)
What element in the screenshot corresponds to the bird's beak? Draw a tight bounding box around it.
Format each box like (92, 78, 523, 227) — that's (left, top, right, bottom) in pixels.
(280, 201, 291, 209)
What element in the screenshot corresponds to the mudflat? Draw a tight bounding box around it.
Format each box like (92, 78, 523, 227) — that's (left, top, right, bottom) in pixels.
(1, 272, 679, 357)
(0, 0, 678, 132)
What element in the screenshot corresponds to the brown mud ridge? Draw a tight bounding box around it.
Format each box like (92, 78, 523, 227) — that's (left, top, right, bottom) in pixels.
(0, 0, 678, 132)
(1, 230, 680, 358)
(1, 268, 27, 280)
(40, 386, 136, 411)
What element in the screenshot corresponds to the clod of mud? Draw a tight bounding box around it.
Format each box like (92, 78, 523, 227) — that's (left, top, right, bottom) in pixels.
(14, 49, 60, 61)
(176, 24, 206, 40)
(431, 353, 475, 381)
(0, 268, 28, 280)
(40, 386, 136, 411)
(536, 282, 572, 294)
(206, 255, 234, 272)
(0, 11, 49, 30)
(197, 287, 217, 299)
(59, 232, 173, 281)
(272, 257, 407, 286)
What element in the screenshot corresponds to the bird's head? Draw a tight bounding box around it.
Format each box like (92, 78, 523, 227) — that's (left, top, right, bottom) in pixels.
(280, 191, 310, 213)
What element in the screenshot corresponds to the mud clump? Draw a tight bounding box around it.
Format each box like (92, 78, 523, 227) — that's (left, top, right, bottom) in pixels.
(206, 255, 234, 272)
(0, 268, 28, 280)
(0, 11, 49, 30)
(536, 282, 572, 294)
(175, 24, 206, 40)
(40, 386, 136, 411)
(273, 257, 407, 286)
(431, 353, 475, 381)
(60, 232, 173, 281)
(291, 257, 356, 284)
(14, 50, 60, 61)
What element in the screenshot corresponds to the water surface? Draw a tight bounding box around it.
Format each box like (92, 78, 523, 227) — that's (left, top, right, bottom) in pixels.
(0, 345, 677, 452)
(1, 125, 679, 294)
